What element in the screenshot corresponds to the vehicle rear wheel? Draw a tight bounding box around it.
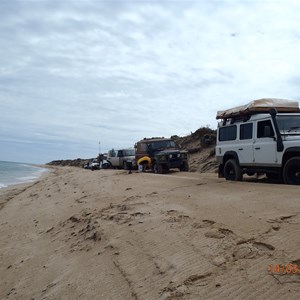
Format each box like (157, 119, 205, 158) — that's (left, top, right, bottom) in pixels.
(283, 157, 300, 185)
(224, 159, 242, 181)
(123, 161, 127, 170)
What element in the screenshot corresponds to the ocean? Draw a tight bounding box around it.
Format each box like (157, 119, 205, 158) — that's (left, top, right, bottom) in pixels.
(0, 161, 48, 189)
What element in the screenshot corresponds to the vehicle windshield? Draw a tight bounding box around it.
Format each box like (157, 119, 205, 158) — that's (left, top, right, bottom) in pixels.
(276, 115, 300, 133)
(123, 149, 135, 156)
(150, 140, 176, 150)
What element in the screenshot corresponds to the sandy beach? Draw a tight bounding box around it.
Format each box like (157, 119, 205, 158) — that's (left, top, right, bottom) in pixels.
(1, 167, 300, 299)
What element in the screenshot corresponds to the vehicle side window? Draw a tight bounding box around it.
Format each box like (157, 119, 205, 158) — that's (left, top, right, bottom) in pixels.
(219, 125, 237, 141)
(109, 150, 116, 157)
(257, 120, 274, 138)
(240, 123, 253, 140)
(124, 150, 135, 156)
(137, 143, 147, 152)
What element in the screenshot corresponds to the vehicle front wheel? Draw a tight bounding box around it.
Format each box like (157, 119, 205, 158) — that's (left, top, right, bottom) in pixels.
(224, 159, 242, 181)
(153, 163, 163, 174)
(283, 157, 300, 185)
(102, 163, 109, 169)
(180, 162, 189, 172)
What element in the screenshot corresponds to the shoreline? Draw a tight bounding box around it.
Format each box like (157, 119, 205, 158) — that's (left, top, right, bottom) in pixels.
(0, 165, 53, 212)
(0, 163, 50, 191)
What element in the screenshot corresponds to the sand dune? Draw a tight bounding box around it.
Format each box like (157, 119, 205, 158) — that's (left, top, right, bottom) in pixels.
(1, 167, 300, 299)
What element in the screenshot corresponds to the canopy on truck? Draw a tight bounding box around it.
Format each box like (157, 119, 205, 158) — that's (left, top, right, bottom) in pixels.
(216, 98, 300, 120)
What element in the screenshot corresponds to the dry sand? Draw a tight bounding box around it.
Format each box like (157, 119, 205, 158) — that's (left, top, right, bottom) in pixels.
(1, 167, 300, 299)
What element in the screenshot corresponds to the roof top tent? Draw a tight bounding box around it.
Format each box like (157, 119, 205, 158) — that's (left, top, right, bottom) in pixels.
(216, 98, 300, 120)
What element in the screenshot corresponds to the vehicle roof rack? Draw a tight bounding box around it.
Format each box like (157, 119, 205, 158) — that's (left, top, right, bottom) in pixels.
(221, 114, 252, 126)
(143, 137, 165, 140)
(216, 98, 300, 120)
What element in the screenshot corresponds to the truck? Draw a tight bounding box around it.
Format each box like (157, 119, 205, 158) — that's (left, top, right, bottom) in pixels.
(216, 98, 300, 184)
(106, 148, 136, 169)
(135, 137, 189, 174)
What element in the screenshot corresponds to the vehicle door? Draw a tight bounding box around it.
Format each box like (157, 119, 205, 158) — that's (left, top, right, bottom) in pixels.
(107, 150, 117, 167)
(253, 119, 277, 165)
(238, 123, 254, 165)
(117, 150, 124, 166)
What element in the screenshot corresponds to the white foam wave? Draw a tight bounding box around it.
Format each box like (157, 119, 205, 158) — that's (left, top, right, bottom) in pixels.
(0, 162, 48, 188)
(18, 176, 38, 181)
(0, 183, 8, 189)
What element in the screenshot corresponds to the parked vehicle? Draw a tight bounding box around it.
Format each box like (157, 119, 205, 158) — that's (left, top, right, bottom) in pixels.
(135, 137, 189, 174)
(83, 162, 90, 169)
(99, 153, 110, 169)
(91, 159, 100, 170)
(216, 98, 300, 184)
(106, 149, 136, 169)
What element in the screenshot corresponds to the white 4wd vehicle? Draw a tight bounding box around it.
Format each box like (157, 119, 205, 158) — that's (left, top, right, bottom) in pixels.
(216, 98, 300, 185)
(107, 148, 136, 169)
(91, 159, 100, 170)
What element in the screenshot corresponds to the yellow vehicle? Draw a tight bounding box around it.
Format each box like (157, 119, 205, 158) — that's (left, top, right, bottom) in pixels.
(135, 137, 188, 174)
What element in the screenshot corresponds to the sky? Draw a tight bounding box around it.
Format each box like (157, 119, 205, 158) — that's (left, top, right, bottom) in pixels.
(1, 0, 300, 164)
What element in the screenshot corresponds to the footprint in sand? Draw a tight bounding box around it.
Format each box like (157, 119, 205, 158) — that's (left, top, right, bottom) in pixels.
(233, 241, 275, 260)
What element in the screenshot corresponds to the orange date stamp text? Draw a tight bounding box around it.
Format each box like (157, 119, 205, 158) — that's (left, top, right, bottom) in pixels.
(268, 264, 300, 274)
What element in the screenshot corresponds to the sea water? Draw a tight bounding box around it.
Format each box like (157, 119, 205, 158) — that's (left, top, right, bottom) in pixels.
(0, 161, 48, 189)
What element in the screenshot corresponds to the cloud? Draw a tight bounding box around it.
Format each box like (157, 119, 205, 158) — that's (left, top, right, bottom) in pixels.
(1, 0, 300, 163)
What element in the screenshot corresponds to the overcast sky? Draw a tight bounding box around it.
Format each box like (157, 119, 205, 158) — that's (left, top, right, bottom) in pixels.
(1, 0, 300, 163)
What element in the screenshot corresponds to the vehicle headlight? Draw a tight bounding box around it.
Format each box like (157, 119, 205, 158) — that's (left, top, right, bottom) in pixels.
(181, 153, 187, 159)
(169, 154, 172, 159)
(177, 153, 180, 158)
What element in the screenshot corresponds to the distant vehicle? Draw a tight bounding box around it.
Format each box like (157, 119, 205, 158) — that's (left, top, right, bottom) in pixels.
(216, 98, 300, 184)
(91, 159, 100, 170)
(106, 149, 136, 169)
(99, 153, 110, 169)
(83, 162, 90, 169)
(135, 137, 189, 174)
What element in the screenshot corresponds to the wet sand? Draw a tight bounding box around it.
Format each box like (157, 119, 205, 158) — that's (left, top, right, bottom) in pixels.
(1, 167, 300, 299)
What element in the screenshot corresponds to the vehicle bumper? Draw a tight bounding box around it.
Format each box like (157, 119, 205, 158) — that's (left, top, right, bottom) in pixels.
(164, 159, 186, 169)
